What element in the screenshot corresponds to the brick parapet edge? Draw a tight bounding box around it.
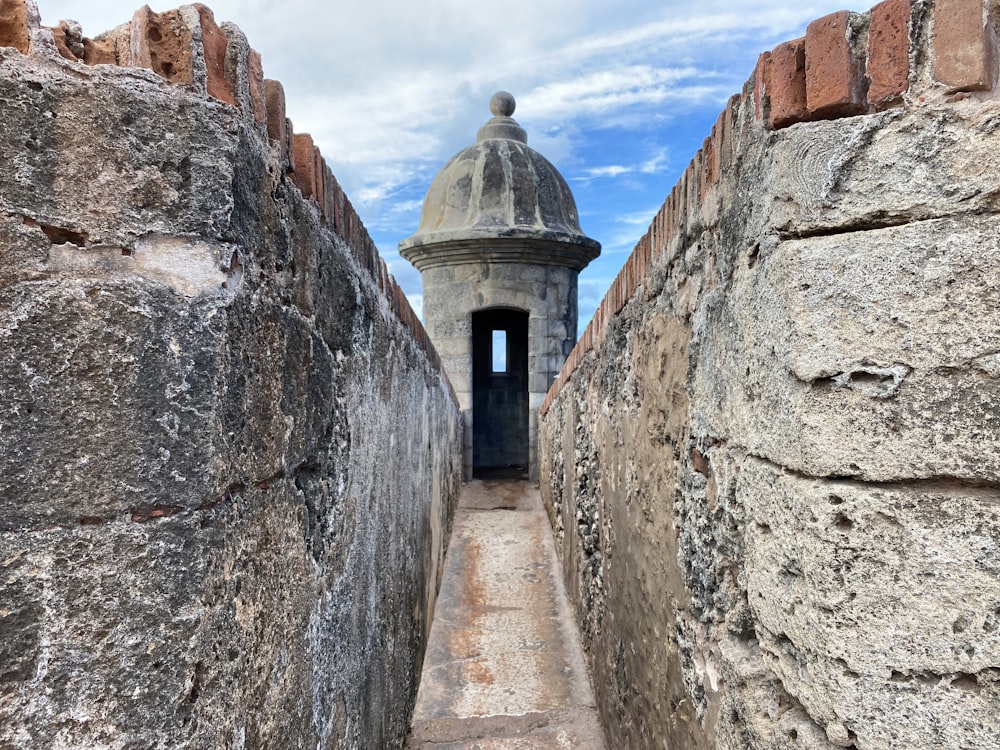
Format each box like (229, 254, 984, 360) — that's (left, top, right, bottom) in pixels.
(0, 0, 457, 407)
(540, 0, 999, 416)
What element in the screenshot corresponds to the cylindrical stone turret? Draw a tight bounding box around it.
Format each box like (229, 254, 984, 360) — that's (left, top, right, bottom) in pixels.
(400, 92, 600, 480)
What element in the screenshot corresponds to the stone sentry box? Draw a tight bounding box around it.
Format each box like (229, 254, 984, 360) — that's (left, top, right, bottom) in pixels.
(401, 92, 600, 480)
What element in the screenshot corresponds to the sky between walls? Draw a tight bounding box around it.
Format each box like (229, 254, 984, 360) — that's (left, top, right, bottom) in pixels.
(37, 0, 855, 332)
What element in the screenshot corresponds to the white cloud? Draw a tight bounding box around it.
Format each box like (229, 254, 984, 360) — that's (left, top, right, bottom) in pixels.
(35, 0, 857, 325)
(37, 0, 849, 188)
(580, 149, 669, 180)
(586, 165, 632, 179)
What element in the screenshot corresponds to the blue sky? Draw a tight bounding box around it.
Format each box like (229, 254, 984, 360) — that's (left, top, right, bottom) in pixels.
(37, 0, 856, 330)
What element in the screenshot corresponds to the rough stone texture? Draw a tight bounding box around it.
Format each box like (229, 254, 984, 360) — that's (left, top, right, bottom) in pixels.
(130, 5, 197, 86)
(539, 0, 1000, 747)
(0, 9, 461, 749)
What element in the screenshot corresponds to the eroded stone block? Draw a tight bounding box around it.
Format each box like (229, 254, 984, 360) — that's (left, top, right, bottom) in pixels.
(741, 459, 1000, 749)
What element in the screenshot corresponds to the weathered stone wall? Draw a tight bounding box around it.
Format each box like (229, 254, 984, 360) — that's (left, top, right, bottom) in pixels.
(0, 2, 462, 748)
(539, 0, 1000, 747)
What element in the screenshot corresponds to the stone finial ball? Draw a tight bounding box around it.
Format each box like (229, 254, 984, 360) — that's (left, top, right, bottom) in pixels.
(490, 91, 516, 117)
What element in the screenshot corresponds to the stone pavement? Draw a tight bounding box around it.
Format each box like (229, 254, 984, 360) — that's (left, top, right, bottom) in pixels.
(406, 480, 605, 749)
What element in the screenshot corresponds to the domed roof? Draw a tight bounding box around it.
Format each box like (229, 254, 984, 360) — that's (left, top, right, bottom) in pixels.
(399, 92, 600, 271)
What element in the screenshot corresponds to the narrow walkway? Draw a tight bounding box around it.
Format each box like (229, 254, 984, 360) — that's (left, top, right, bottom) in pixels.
(406, 480, 605, 749)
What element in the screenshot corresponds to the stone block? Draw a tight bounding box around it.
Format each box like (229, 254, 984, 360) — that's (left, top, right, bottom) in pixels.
(753, 51, 771, 122)
(0, 280, 225, 526)
(130, 5, 195, 86)
(529, 372, 549, 394)
(705, 114, 723, 187)
(0, 36, 462, 749)
(0, 65, 239, 244)
(432, 336, 470, 359)
(537, 6, 1000, 746)
(693, 215, 1000, 481)
(246, 49, 265, 124)
(219, 21, 266, 123)
(82, 30, 119, 65)
(46, 19, 82, 61)
(127, 6, 253, 110)
(518, 264, 547, 282)
(757, 106, 1000, 238)
(196, 4, 234, 105)
(741, 459, 1000, 749)
(0, 212, 49, 286)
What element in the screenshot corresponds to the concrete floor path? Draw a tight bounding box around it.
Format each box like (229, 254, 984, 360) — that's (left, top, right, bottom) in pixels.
(406, 480, 605, 749)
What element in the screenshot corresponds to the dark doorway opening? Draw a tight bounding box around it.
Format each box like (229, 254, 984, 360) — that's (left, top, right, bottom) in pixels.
(472, 308, 529, 476)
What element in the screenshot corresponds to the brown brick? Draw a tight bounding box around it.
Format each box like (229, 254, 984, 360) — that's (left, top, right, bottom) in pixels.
(264, 80, 287, 146)
(322, 164, 338, 227)
(868, 0, 912, 107)
(754, 51, 772, 121)
(665, 192, 676, 247)
(0, 0, 30, 53)
(46, 21, 79, 61)
(292, 133, 317, 199)
(636, 233, 649, 280)
(806, 11, 866, 119)
(393, 285, 406, 326)
(656, 203, 665, 256)
(722, 95, 739, 168)
(709, 109, 729, 185)
(342, 198, 354, 242)
(362, 235, 376, 275)
(131, 6, 194, 85)
(192, 5, 234, 104)
(700, 135, 712, 200)
(330, 173, 344, 234)
(768, 38, 809, 128)
(933, 0, 995, 92)
(311, 146, 326, 215)
(378, 258, 389, 295)
(83, 35, 118, 65)
(687, 154, 700, 221)
(246, 49, 266, 124)
(711, 110, 725, 184)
